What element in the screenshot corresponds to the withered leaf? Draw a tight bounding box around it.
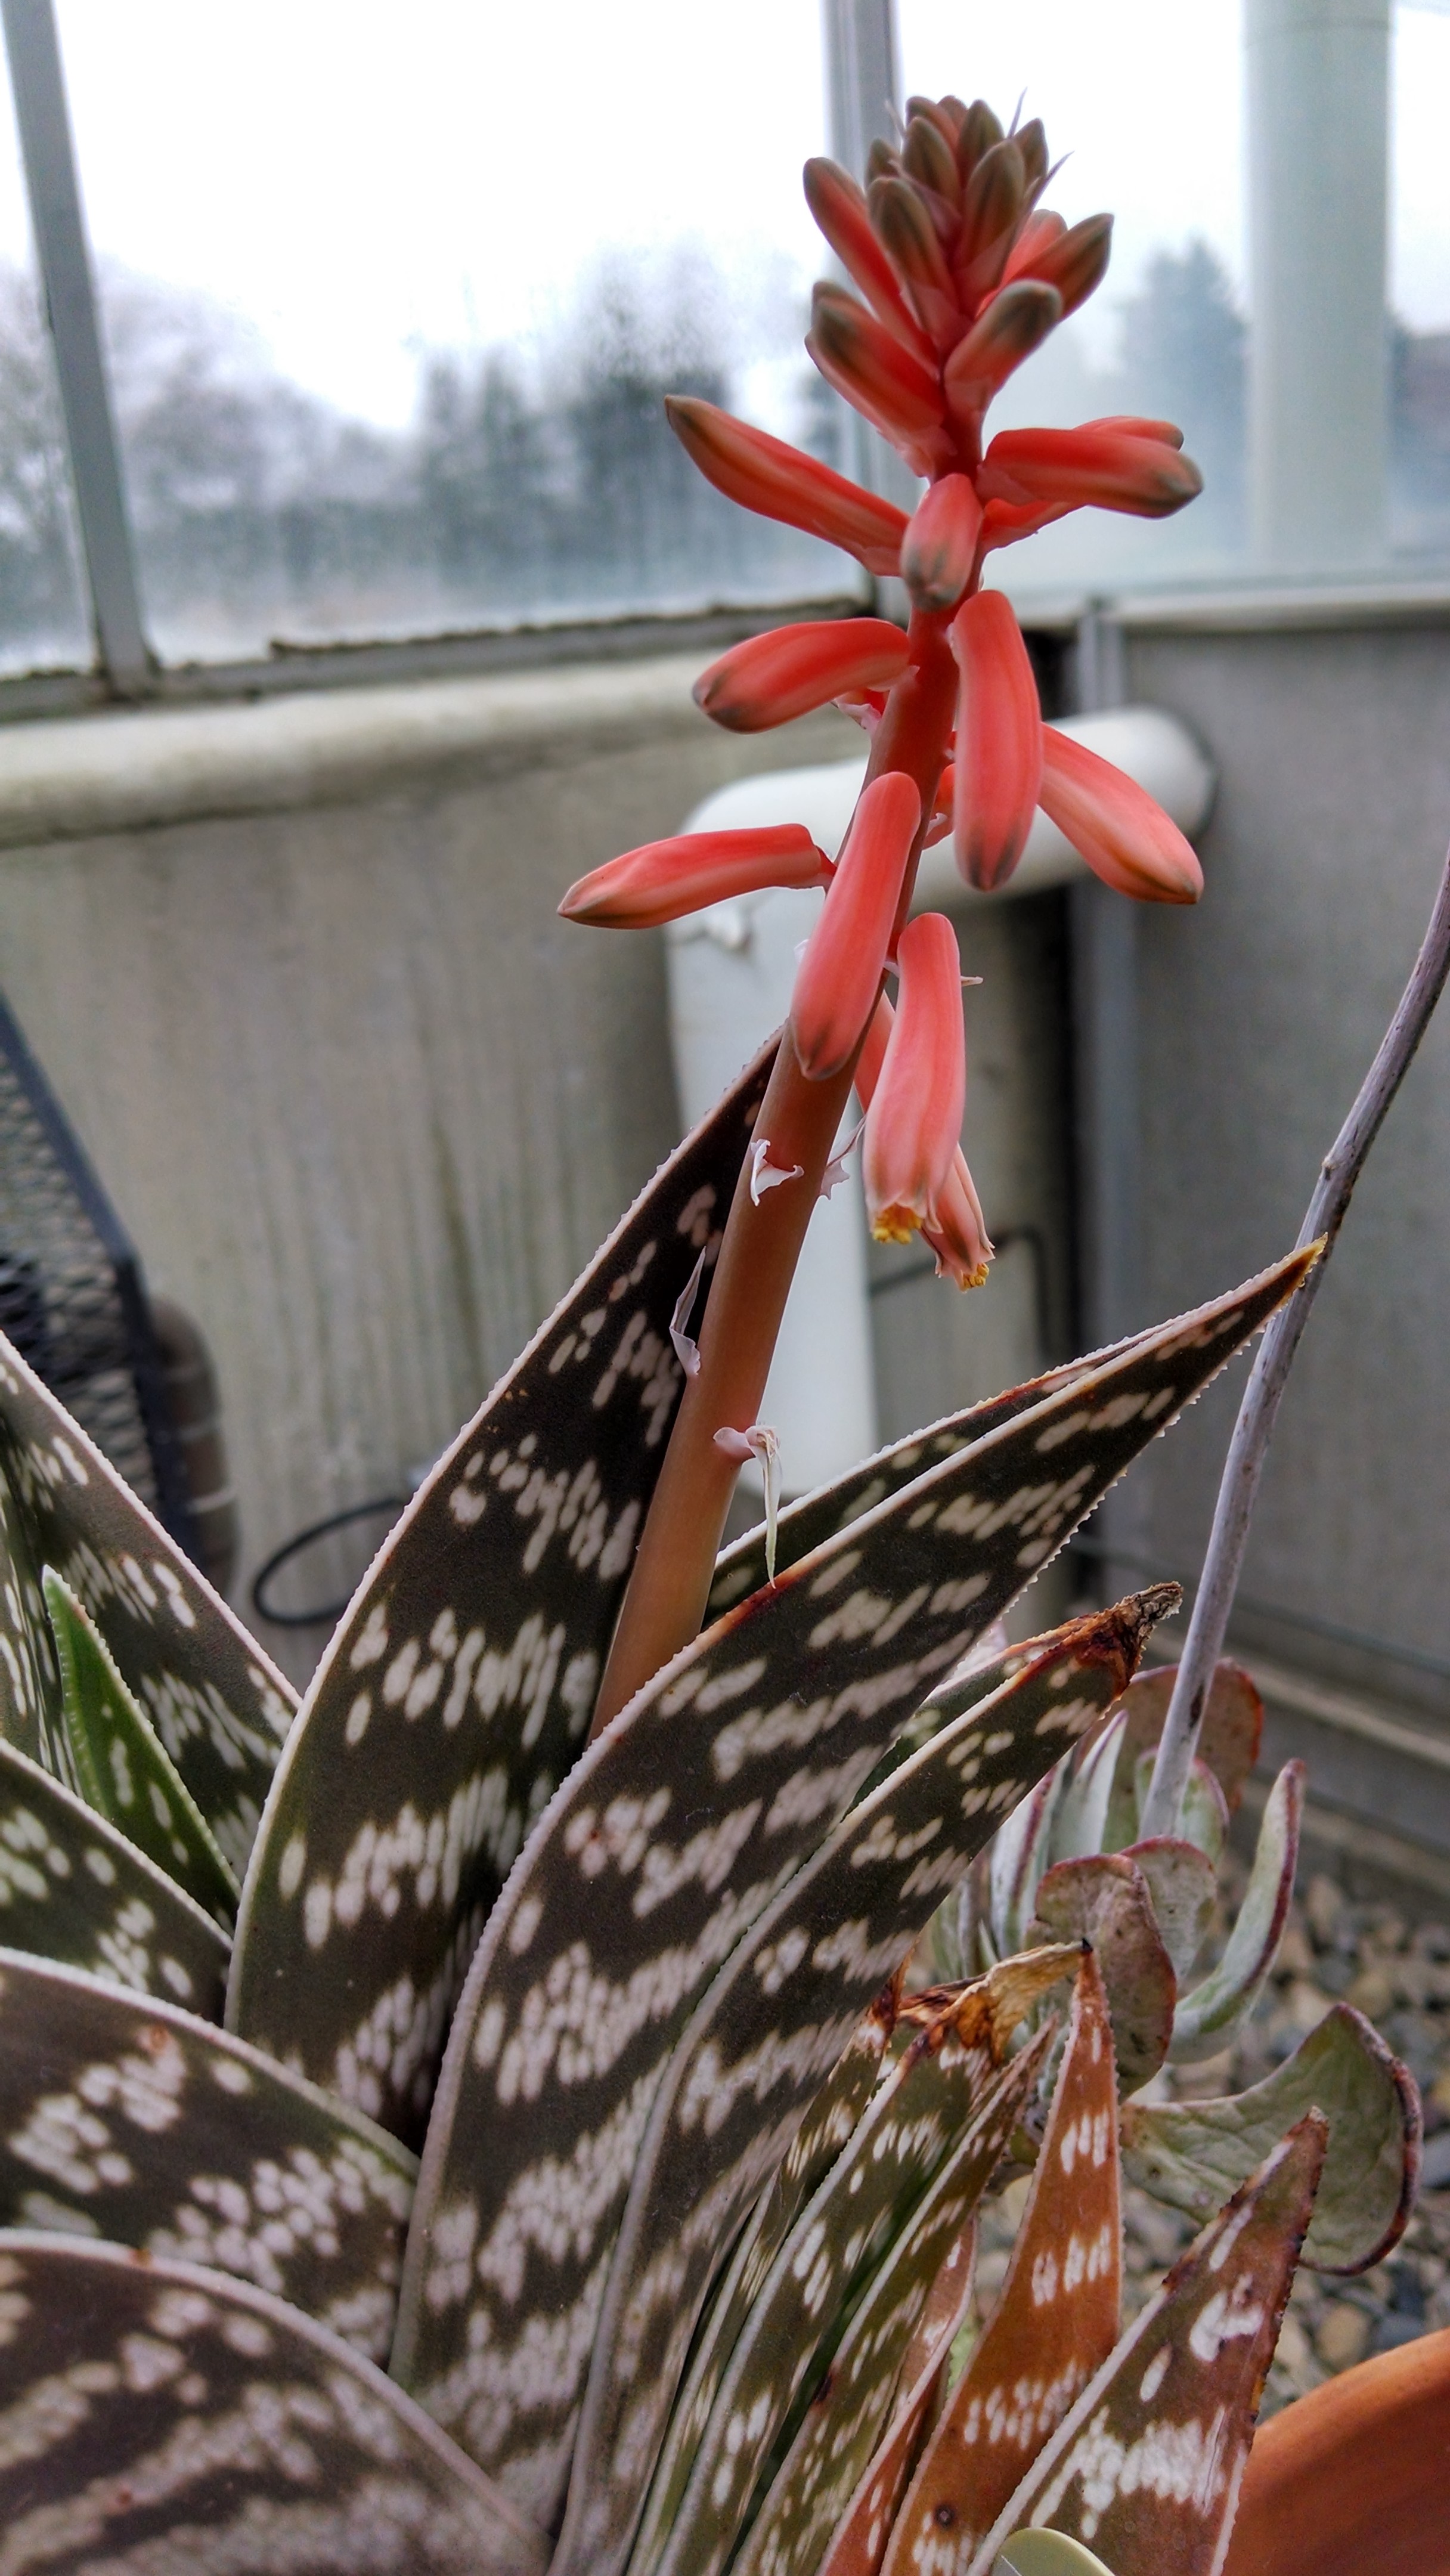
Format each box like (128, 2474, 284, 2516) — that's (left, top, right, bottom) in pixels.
(886, 1950, 1122, 2576)
(965, 2116, 1327, 2576)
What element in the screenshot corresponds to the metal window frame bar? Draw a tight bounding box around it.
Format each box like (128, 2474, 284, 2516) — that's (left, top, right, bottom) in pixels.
(1, 0, 151, 696)
(0, 1, 898, 710)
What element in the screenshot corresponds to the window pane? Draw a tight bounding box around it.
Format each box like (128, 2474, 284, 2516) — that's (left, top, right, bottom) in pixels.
(0, 70, 92, 676)
(53, 1, 852, 664)
(898, 0, 1248, 598)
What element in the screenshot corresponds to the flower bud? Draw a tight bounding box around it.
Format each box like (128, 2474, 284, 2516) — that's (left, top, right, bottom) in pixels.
(665, 398, 907, 576)
(978, 424, 1202, 518)
(559, 823, 831, 930)
(1009, 211, 1114, 318)
(803, 158, 935, 361)
(808, 285, 950, 471)
(956, 141, 1026, 304)
(901, 475, 983, 613)
(868, 175, 962, 349)
(943, 280, 1062, 427)
(693, 618, 909, 734)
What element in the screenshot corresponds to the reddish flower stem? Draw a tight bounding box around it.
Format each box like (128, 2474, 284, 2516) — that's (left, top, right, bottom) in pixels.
(591, 610, 959, 1737)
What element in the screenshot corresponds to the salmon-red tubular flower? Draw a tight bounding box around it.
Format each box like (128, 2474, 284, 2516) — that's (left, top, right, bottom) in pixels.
(1039, 726, 1204, 903)
(807, 284, 949, 473)
(901, 473, 983, 613)
(854, 991, 991, 1286)
(1005, 210, 1114, 316)
(943, 280, 1061, 429)
(978, 423, 1203, 518)
(802, 157, 937, 364)
(950, 590, 1043, 891)
(791, 770, 921, 1081)
(664, 398, 907, 577)
(862, 912, 967, 1243)
(693, 618, 910, 733)
(559, 823, 832, 930)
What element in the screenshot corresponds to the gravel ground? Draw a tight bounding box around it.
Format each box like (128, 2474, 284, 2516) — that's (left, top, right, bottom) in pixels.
(971, 1865, 1450, 2415)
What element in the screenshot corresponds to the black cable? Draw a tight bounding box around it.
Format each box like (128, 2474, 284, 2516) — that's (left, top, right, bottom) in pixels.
(250, 1496, 406, 1630)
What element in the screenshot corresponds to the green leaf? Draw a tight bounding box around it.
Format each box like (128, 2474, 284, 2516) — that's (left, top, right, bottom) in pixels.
(728, 2036, 1053, 2576)
(0, 1947, 418, 2360)
(44, 1566, 238, 1928)
(963, 2116, 1327, 2576)
(229, 1038, 777, 2146)
(0, 1733, 228, 2018)
(625, 1984, 901, 2576)
(1121, 2000, 1419, 2275)
(386, 1249, 1309, 2523)
(0, 1448, 64, 1777)
(1031, 1853, 1176, 2088)
(0, 2231, 546, 2576)
(646, 2017, 1052, 2576)
(0, 1331, 295, 1874)
(1108, 1659, 1264, 1846)
(556, 1604, 1163, 2576)
(1120, 1837, 1216, 1985)
(1170, 1761, 1303, 2063)
(993, 2538, 1116, 2576)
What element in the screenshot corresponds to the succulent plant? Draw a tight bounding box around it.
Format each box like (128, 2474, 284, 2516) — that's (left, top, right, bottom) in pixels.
(0, 76, 1436, 2576)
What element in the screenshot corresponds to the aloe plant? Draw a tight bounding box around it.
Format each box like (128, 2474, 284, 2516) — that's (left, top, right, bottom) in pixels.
(0, 78, 1429, 2576)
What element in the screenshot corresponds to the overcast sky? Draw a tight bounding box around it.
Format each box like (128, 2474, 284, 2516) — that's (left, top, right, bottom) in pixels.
(0, 1, 1444, 428)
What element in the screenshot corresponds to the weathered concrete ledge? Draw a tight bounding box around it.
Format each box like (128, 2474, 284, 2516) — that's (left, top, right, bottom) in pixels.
(0, 653, 709, 849)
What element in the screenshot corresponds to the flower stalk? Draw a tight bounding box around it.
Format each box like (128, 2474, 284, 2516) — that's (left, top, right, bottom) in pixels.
(578, 91, 1210, 1735)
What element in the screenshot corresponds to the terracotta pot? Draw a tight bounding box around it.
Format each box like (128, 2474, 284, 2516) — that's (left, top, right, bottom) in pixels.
(1225, 2327, 1450, 2576)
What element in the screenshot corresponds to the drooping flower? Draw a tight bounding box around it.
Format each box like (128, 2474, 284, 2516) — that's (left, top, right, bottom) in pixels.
(791, 770, 922, 1080)
(854, 973, 990, 1286)
(861, 913, 968, 1244)
(950, 590, 1043, 890)
(1039, 726, 1204, 902)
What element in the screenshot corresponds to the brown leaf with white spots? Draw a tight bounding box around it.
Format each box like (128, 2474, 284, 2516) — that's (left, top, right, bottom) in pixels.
(965, 2113, 1328, 2576)
(814, 2224, 979, 2576)
(885, 1950, 1121, 2576)
(1031, 1855, 1176, 2086)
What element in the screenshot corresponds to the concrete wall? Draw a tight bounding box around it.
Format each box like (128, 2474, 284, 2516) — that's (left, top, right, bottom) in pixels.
(1120, 603, 1450, 1720)
(0, 654, 1071, 1681)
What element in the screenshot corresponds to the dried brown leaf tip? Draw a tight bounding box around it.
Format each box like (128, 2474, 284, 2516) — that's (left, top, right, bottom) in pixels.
(969, 2113, 1328, 2576)
(887, 1949, 1121, 2576)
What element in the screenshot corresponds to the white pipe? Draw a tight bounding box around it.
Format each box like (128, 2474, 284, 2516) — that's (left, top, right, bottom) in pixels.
(1246, 0, 1392, 570)
(665, 707, 1214, 1498)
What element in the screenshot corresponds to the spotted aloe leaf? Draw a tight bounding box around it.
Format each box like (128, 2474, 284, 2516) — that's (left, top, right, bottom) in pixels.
(1170, 1762, 1304, 2064)
(1031, 1853, 1176, 2087)
(0, 1450, 63, 1775)
(0, 1734, 229, 2017)
(1049, 1710, 1129, 1863)
(388, 1249, 1309, 2516)
(814, 2222, 978, 2576)
(0, 1333, 295, 1876)
(228, 1038, 776, 2147)
(963, 2114, 1327, 2576)
(730, 2036, 1053, 2576)
(707, 1323, 1221, 1623)
(886, 1952, 1122, 2576)
(44, 1568, 238, 1927)
(0, 2231, 546, 2576)
(988, 1768, 1068, 1959)
(1122, 2000, 1419, 2274)
(0, 1948, 417, 2361)
(646, 2015, 1053, 2576)
(560, 1601, 1165, 2572)
(626, 1980, 903, 2576)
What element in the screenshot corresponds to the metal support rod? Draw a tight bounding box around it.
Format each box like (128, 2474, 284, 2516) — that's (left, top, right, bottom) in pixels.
(1, 0, 150, 693)
(1140, 835, 1450, 1838)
